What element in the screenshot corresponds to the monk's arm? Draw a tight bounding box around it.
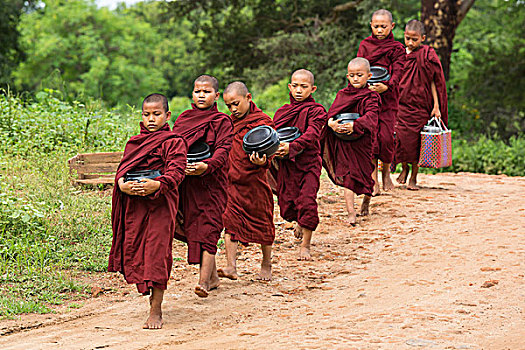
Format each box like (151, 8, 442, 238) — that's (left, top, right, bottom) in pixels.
(430, 80, 441, 119)
(383, 46, 406, 91)
(289, 107, 327, 158)
(151, 138, 188, 198)
(353, 94, 380, 135)
(202, 117, 233, 175)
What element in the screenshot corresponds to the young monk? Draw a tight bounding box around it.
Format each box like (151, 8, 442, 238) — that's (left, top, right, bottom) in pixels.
(271, 69, 327, 261)
(323, 58, 381, 225)
(172, 75, 233, 297)
(219, 81, 275, 281)
(357, 9, 406, 199)
(108, 93, 187, 329)
(395, 19, 448, 190)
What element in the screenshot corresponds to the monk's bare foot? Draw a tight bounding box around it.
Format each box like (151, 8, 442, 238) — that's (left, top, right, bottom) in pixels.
(143, 309, 163, 329)
(382, 173, 395, 191)
(407, 177, 419, 191)
(360, 195, 371, 216)
(257, 264, 272, 281)
(298, 246, 311, 261)
(347, 210, 357, 226)
(294, 224, 303, 239)
(194, 284, 209, 298)
(209, 273, 220, 291)
(397, 168, 408, 184)
(372, 182, 381, 196)
(217, 267, 238, 280)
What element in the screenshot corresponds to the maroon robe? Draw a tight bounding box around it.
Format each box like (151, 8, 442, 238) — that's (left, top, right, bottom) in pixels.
(322, 84, 381, 195)
(223, 102, 275, 245)
(270, 94, 327, 231)
(395, 45, 448, 163)
(357, 32, 406, 163)
(172, 104, 233, 264)
(108, 123, 187, 295)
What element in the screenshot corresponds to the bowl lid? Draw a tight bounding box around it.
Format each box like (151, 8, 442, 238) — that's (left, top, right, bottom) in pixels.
(333, 113, 360, 121)
(277, 126, 301, 141)
(243, 125, 276, 147)
(370, 66, 389, 79)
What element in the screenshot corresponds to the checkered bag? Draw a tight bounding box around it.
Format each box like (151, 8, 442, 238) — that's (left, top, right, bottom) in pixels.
(418, 117, 452, 168)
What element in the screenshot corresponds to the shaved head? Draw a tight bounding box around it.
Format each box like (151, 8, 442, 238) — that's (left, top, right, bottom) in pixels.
(372, 9, 393, 22)
(348, 57, 370, 73)
(405, 19, 426, 35)
(194, 74, 219, 92)
(291, 69, 315, 85)
(142, 93, 169, 112)
(223, 81, 249, 97)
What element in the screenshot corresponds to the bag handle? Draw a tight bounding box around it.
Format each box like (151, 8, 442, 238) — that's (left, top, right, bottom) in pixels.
(426, 116, 449, 132)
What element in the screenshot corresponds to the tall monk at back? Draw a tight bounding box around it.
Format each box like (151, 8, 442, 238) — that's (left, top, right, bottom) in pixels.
(357, 9, 406, 200)
(395, 19, 448, 190)
(172, 75, 233, 298)
(271, 69, 327, 261)
(219, 81, 275, 281)
(108, 93, 187, 329)
(323, 58, 381, 225)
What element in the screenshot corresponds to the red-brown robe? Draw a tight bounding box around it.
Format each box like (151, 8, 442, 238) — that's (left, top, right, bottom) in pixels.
(395, 45, 448, 164)
(322, 84, 381, 195)
(108, 123, 187, 295)
(270, 94, 327, 231)
(172, 104, 233, 264)
(357, 32, 406, 163)
(223, 102, 275, 245)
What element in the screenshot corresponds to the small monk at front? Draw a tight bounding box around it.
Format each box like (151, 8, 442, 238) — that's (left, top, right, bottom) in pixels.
(108, 93, 187, 329)
(323, 58, 381, 224)
(357, 8, 406, 198)
(219, 81, 275, 281)
(172, 75, 233, 298)
(395, 19, 448, 190)
(271, 69, 327, 261)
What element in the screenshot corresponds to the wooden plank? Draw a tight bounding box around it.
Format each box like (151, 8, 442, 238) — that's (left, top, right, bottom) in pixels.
(75, 152, 123, 165)
(74, 177, 115, 185)
(70, 163, 119, 174)
(81, 174, 117, 179)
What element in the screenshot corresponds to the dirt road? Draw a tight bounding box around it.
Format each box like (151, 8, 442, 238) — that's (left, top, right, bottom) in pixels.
(1, 173, 524, 349)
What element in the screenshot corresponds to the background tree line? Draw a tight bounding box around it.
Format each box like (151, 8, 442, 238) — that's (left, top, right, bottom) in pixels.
(0, 0, 523, 140)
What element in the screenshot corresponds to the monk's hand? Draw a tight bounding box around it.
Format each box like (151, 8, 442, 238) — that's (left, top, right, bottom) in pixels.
(275, 142, 290, 158)
(368, 82, 388, 93)
(341, 121, 354, 134)
(431, 105, 442, 120)
(186, 161, 208, 176)
(118, 177, 136, 196)
(328, 118, 339, 132)
(249, 152, 267, 165)
(134, 178, 160, 196)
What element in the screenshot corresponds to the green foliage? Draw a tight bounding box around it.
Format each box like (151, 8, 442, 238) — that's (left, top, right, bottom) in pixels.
(449, 0, 525, 139)
(13, 0, 170, 106)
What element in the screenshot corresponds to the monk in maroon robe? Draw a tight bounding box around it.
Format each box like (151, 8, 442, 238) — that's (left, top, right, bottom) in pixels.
(171, 75, 233, 298)
(109, 93, 187, 329)
(323, 58, 381, 224)
(220, 82, 275, 281)
(271, 69, 327, 261)
(395, 20, 448, 190)
(357, 9, 406, 194)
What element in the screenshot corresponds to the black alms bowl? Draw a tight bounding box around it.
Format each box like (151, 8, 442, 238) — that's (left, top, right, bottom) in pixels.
(243, 125, 280, 157)
(368, 66, 391, 84)
(187, 141, 212, 163)
(333, 113, 362, 141)
(277, 127, 302, 143)
(124, 170, 162, 182)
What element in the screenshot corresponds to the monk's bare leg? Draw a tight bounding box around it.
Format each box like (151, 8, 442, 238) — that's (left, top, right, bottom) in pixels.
(343, 188, 357, 225)
(257, 244, 272, 281)
(217, 233, 239, 280)
(195, 251, 217, 298)
(143, 287, 164, 329)
(298, 227, 313, 261)
(382, 163, 395, 191)
(360, 195, 371, 216)
(209, 257, 220, 290)
(371, 159, 380, 196)
(407, 162, 419, 190)
(397, 163, 409, 184)
(294, 223, 303, 240)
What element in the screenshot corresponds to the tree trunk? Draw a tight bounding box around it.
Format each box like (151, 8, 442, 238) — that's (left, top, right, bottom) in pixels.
(421, 0, 475, 80)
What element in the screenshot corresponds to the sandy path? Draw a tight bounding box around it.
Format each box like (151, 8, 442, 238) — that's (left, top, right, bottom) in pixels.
(1, 173, 524, 349)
